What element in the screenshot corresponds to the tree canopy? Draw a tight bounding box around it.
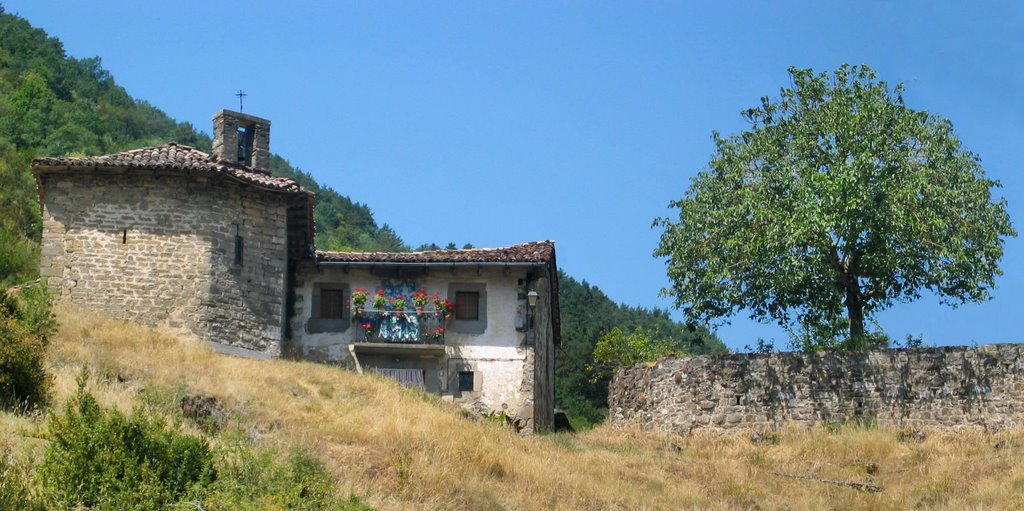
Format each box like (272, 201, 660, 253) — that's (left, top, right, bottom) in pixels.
(655, 65, 1016, 350)
(591, 327, 682, 379)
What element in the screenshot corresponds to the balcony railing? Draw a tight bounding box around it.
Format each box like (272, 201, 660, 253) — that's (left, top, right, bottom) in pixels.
(353, 309, 447, 344)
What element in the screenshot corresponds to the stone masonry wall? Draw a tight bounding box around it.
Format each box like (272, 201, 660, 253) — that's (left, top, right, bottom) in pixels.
(39, 171, 288, 354)
(609, 345, 1024, 434)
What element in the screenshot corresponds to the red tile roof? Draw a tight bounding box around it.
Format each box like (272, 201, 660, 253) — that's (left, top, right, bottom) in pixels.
(32, 143, 308, 195)
(317, 241, 555, 264)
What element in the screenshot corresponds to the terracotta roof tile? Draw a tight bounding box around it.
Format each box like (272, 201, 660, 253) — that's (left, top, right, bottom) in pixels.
(32, 143, 308, 195)
(317, 241, 555, 264)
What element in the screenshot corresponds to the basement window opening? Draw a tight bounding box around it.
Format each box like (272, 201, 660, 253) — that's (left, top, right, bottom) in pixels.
(458, 371, 474, 392)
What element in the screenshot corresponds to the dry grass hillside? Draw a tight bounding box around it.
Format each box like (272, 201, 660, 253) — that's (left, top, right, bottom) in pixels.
(3, 308, 1024, 510)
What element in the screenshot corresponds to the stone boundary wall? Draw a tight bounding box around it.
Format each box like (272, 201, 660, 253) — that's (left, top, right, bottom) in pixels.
(608, 344, 1024, 433)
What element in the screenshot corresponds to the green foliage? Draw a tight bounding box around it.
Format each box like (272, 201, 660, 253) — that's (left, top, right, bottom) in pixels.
(743, 338, 775, 354)
(28, 369, 369, 510)
(655, 64, 1016, 348)
(39, 371, 216, 510)
(0, 12, 202, 158)
(0, 8, 214, 277)
(269, 155, 408, 253)
(201, 430, 370, 510)
(0, 443, 44, 511)
(555, 272, 727, 427)
(0, 149, 40, 284)
(592, 327, 680, 375)
(894, 333, 925, 349)
(0, 283, 54, 411)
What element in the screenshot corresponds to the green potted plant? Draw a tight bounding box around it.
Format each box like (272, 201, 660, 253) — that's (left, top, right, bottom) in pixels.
(372, 290, 388, 311)
(351, 287, 368, 316)
(391, 295, 408, 317)
(433, 293, 453, 319)
(411, 288, 429, 314)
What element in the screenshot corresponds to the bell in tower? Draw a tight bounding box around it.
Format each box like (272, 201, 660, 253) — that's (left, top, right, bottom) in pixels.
(211, 109, 271, 172)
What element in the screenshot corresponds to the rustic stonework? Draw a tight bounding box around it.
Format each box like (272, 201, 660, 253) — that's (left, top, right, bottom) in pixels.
(38, 170, 290, 354)
(211, 110, 271, 171)
(609, 345, 1024, 433)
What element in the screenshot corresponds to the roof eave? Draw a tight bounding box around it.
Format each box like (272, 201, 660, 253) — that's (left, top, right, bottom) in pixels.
(31, 162, 311, 196)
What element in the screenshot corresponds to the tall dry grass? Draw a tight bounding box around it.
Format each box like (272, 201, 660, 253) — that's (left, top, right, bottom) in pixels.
(3, 307, 1024, 510)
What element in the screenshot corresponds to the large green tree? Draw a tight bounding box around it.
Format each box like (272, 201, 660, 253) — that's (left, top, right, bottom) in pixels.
(655, 65, 1015, 349)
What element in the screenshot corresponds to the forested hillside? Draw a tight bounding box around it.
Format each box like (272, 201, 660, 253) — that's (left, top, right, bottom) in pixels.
(556, 272, 724, 426)
(0, 7, 725, 425)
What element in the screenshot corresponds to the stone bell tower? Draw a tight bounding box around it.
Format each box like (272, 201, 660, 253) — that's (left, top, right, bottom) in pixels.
(211, 109, 271, 172)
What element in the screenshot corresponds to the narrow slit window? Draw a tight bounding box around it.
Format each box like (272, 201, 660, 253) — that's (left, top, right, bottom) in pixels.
(237, 126, 254, 164)
(122, 229, 127, 244)
(234, 235, 244, 265)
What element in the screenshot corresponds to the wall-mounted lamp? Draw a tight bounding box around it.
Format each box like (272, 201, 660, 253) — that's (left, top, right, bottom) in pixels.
(525, 289, 538, 338)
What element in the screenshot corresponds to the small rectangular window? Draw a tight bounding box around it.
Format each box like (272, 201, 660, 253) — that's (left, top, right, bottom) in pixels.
(319, 289, 346, 319)
(455, 291, 479, 321)
(308, 283, 350, 333)
(458, 371, 474, 392)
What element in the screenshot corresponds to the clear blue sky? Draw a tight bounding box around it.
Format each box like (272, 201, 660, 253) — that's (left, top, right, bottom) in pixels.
(6, 1, 1022, 351)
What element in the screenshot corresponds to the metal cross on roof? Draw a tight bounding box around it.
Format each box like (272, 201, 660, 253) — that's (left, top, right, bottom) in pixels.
(236, 89, 247, 111)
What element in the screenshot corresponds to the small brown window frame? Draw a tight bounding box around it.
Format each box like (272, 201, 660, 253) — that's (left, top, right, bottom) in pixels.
(319, 289, 346, 320)
(455, 291, 480, 321)
(447, 283, 486, 334)
(308, 283, 350, 333)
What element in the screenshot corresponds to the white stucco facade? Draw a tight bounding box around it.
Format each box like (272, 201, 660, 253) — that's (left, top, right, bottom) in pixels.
(291, 263, 542, 424)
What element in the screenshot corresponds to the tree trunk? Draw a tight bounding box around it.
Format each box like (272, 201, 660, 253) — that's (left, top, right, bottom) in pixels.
(845, 280, 865, 344)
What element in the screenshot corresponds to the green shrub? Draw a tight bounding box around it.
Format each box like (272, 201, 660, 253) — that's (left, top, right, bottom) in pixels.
(38, 372, 215, 510)
(201, 430, 371, 510)
(0, 284, 54, 411)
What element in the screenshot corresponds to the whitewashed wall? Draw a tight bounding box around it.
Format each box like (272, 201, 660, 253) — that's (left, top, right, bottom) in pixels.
(291, 264, 536, 418)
